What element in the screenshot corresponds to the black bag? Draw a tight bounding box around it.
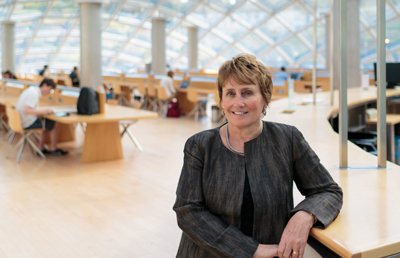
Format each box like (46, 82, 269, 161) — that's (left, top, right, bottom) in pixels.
(77, 87, 99, 115)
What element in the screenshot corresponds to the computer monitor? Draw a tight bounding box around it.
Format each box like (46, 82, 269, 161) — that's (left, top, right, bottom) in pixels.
(373, 62, 400, 88)
(180, 80, 190, 89)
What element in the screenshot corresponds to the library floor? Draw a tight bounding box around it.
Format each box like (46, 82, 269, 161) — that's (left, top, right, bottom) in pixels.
(0, 116, 321, 258)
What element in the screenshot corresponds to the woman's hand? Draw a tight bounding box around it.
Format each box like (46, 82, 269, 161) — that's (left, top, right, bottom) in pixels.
(277, 211, 314, 258)
(253, 244, 278, 258)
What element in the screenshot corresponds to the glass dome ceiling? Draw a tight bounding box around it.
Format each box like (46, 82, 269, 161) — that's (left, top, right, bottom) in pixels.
(0, 0, 399, 75)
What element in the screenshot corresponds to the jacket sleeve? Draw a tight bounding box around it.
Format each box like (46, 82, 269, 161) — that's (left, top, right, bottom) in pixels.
(290, 127, 343, 228)
(173, 136, 259, 258)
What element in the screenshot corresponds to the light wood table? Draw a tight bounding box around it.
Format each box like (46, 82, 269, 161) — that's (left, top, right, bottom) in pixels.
(266, 87, 400, 258)
(367, 114, 400, 163)
(47, 104, 158, 163)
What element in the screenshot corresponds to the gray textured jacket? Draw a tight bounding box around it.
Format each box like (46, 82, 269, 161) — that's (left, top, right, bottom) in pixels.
(173, 121, 343, 258)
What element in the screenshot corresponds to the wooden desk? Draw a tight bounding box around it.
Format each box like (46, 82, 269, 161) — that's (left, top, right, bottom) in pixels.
(367, 114, 400, 163)
(177, 87, 218, 115)
(1, 90, 158, 163)
(267, 87, 400, 257)
(47, 104, 158, 163)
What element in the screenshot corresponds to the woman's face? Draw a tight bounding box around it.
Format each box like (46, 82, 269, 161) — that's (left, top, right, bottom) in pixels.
(221, 79, 266, 129)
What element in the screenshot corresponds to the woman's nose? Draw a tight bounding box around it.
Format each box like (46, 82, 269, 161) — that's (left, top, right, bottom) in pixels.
(233, 96, 245, 106)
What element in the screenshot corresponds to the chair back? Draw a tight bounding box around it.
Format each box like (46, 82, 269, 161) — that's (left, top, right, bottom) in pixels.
(5, 103, 24, 134)
(120, 85, 132, 102)
(147, 83, 157, 97)
(136, 82, 147, 96)
(157, 86, 169, 101)
(187, 88, 199, 103)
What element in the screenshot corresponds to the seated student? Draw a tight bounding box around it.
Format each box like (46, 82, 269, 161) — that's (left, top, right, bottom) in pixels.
(16, 78, 68, 156)
(160, 70, 176, 98)
(3, 70, 17, 80)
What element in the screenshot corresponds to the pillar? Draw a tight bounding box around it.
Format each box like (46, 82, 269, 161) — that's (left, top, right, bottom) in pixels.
(1, 21, 15, 73)
(332, 1, 340, 91)
(325, 13, 331, 71)
(188, 26, 198, 70)
(151, 17, 166, 75)
(347, 0, 361, 88)
(332, 0, 361, 89)
(78, 0, 102, 89)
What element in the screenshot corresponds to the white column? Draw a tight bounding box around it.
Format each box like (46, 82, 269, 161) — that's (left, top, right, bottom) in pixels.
(377, 0, 387, 168)
(1, 21, 15, 73)
(311, 0, 317, 104)
(325, 13, 331, 71)
(77, 0, 102, 89)
(339, 0, 348, 168)
(347, 0, 361, 88)
(151, 17, 166, 75)
(331, 1, 340, 91)
(188, 26, 198, 70)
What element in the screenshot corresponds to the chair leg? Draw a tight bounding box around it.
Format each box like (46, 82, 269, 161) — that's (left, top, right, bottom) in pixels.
(7, 131, 16, 144)
(14, 137, 25, 149)
(26, 137, 45, 159)
(0, 116, 10, 133)
(125, 130, 143, 151)
(16, 139, 26, 163)
(120, 122, 143, 151)
(187, 103, 200, 120)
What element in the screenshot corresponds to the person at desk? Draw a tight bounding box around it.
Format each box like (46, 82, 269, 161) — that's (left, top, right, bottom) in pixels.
(16, 78, 68, 156)
(173, 53, 343, 258)
(160, 70, 176, 98)
(274, 66, 289, 81)
(2, 70, 17, 79)
(69, 66, 80, 87)
(38, 65, 49, 77)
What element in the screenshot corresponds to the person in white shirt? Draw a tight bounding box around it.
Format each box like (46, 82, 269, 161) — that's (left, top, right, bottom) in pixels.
(160, 70, 176, 98)
(16, 78, 67, 156)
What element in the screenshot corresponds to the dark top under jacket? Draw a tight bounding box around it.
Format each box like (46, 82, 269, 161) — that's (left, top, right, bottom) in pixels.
(173, 121, 343, 258)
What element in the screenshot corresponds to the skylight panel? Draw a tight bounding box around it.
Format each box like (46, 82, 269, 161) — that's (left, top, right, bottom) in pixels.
(232, 1, 268, 27)
(359, 0, 376, 27)
(259, 17, 289, 43)
(11, 2, 47, 21)
(280, 36, 308, 60)
(167, 37, 184, 52)
(103, 31, 127, 41)
(258, 0, 290, 12)
(276, 2, 312, 31)
(214, 17, 246, 41)
(189, 4, 223, 27)
(201, 32, 229, 53)
(240, 34, 267, 53)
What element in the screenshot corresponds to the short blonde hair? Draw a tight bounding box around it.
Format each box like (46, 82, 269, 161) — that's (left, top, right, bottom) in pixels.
(217, 53, 273, 114)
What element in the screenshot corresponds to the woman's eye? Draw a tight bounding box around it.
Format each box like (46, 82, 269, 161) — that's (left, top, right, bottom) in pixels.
(226, 91, 235, 96)
(242, 90, 253, 96)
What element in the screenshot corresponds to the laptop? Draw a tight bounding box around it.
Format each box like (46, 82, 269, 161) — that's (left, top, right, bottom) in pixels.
(180, 80, 190, 89)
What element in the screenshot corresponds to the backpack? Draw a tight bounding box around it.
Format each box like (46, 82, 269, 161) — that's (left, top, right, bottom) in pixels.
(166, 98, 181, 118)
(77, 87, 99, 115)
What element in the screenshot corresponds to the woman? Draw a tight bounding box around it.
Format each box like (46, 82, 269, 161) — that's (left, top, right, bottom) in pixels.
(173, 54, 343, 258)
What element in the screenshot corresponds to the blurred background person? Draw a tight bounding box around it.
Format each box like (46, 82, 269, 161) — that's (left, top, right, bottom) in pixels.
(160, 70, 176, 98)
(69, 66, 80, 87)
(38, 65, 49, 77)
